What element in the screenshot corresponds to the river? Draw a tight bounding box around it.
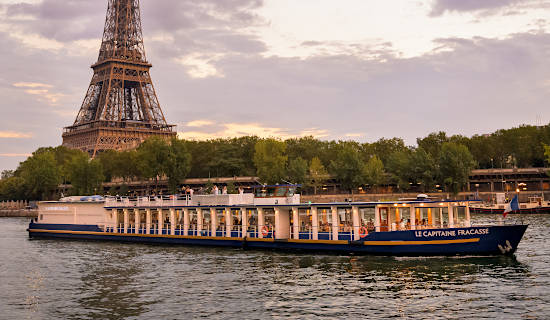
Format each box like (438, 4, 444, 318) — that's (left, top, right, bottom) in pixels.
(1, 215, 549, 319)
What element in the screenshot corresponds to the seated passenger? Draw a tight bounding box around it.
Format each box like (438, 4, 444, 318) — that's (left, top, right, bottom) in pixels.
(399, 218, 405, 230)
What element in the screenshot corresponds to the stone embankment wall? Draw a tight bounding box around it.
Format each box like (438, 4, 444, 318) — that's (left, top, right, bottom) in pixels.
(0, 200, 37, 217)
(0, 209, 38, 217)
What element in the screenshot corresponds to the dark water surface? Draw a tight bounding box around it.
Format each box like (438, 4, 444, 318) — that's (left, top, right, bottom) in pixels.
(1, 215, 549, 319)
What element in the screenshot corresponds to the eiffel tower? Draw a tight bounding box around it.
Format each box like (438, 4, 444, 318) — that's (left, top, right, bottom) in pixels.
(62, 0, 176, 157)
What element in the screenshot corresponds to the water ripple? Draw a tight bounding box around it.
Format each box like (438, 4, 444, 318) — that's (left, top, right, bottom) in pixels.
(1, 215, 549, 319)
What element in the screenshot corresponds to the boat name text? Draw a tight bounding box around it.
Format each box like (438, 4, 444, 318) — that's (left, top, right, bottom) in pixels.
(414, 228, 489, 237)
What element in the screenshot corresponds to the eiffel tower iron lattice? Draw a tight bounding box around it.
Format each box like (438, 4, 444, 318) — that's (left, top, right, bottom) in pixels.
(62, 0, 176, 157)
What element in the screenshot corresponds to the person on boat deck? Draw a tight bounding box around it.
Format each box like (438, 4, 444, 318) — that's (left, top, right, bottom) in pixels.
(222, 186, 228, 194)
(188, 187, 194, 196)
(212, 185, 219, 195)
(406, 219, 411, 229)
(399, 218, 405, 230)
(367, 219, 374, 231)
(238, 186, 244, 194)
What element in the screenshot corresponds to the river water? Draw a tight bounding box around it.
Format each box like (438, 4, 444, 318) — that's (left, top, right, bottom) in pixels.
(1, 215, 549, 319)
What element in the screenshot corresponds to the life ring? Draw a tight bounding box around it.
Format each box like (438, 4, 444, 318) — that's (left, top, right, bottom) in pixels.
(261, 226, 269, 237)
(359, 226, 368, 238)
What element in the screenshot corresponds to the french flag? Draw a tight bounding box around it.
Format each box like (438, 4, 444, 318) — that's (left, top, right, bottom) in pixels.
(503, 195, 519, 218)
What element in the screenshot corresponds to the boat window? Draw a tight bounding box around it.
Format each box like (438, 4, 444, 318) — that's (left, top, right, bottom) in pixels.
(317, 208, 332, 232)
(379, 208, 389, 232)
(202, 209, 211, 228)
(441, 208, 449, 227)
(456, 207, 466, 227)
(275, 187, 287, 197)
(216, 210, 225, 229)
(298, 209, 312, 232)
(287, 187, 296, 196)
(433, 208, 442, 228)
(231, 209, 241, 230)
(359, 208, 375, 231)
(263, 209, 275, 230)
(338, 208, 352, 232)
(246, 209, 257, 229)
(189, 210, 197, 229)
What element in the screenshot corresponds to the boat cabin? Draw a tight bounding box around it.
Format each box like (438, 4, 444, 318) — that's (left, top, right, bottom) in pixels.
(36, 194, 475, 242)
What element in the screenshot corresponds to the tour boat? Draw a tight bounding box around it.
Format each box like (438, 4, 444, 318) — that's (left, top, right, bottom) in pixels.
(470, 196, 550, 214)
(28, 185, 527, 256)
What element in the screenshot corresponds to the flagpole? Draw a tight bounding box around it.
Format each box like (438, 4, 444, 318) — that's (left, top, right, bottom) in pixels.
(515, 188, 524, 225)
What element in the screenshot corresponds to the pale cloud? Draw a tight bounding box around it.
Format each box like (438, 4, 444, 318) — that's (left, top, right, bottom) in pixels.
(345, 133, 364, 138)
(178, 122, 329, 140)
(0, 153, 31, 157)
(174, 53, 225, 78)
(185, 120, 215, 127)
(12, 82, 52, 88)
(12, 81, 65, 105)
(0, 131, 32, 139)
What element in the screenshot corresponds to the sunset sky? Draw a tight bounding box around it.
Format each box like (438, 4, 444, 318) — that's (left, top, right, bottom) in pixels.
(1, 0, 550, 170)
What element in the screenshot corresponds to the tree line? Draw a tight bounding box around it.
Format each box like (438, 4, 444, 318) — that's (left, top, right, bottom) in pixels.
(1, 124, 550, 201)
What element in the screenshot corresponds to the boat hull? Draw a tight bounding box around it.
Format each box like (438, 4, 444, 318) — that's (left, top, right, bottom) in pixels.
(28, 222, 528, 256)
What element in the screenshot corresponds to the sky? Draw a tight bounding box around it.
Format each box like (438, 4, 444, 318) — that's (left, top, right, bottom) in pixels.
(1, 0, 550, 170)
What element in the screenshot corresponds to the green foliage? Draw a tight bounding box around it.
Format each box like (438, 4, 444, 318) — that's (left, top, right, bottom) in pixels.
(0, 176, 26, 201)
(409, 147, 436, 192)
(329, 143, 364, 192)
(136, 137, 171, 183)
(544, 145, 550, 165)
(1, 170, 14, 180)
(439, 142, 476, 194)
(362, 155, 386, 189)
(97, 150, 118, 181)
(253, 138, 288, 184)
(18, 151, 61, 200)
(308, 157, 328, 194)
(204, 180, 214, 193)
(385, 150, 413, 190)
(67, 153, 104, 195)
(226, 181, 237, 194)
(287, 157, 308, 184)
(165, 138, 192, 193)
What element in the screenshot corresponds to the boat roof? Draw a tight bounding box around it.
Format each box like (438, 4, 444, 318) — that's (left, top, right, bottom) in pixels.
(100, 199, 480, 209)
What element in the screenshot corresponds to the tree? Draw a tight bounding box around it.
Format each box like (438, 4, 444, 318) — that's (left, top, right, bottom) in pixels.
(417, 131, 449, 160)
(165, 138, 192, 193)
(439, 142, 476, 194)
(287, 157, 308, 184)
(362, 155, 385, 192)
(97, 150, 119, 182)
(67, 154, 104, 195)
(18, 151, 61, 200)
(1, 170, 14, 180)
(308, 157, 328, 194)
(329, 143, 364, 193)
(136, 137, 171, 189)
(409, 147, 436, 192)
(385, 150, 412, 190)
(0, 176, 26, 201)
(544, 144, 550, 165)
(253, 138, 288, 184)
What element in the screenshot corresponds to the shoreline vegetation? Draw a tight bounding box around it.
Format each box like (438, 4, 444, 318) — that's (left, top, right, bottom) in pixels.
(1, 124, 550, 201)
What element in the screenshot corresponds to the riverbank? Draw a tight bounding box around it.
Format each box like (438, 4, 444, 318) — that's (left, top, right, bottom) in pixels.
(0, 209, 37, 218)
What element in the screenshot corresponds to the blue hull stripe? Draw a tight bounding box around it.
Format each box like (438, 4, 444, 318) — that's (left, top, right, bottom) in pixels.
(27, 223, 528, 256)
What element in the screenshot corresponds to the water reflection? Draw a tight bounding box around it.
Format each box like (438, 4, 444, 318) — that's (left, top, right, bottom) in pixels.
(2, 216, 550, 319)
